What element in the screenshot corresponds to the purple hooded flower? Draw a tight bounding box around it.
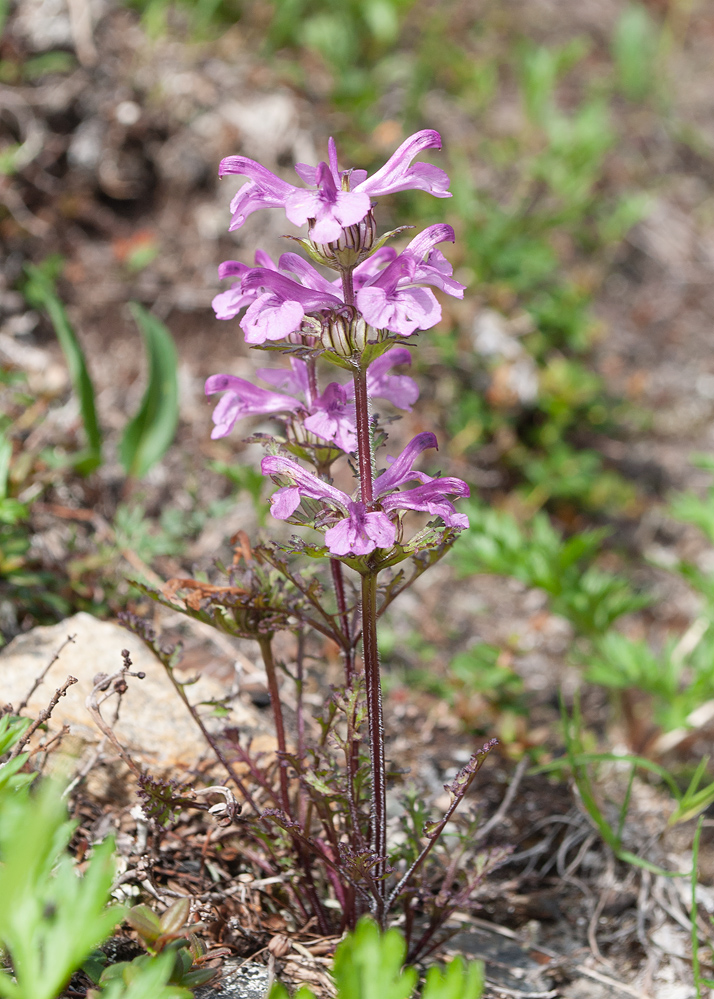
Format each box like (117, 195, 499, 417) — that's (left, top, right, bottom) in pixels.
(373, 431, 470, 529)
(324, 501, 396, 556)
(206, 350, 418, 448)
(261, 454, 397, 556)
(204, 373, 300, 440)
(219, 131, 451, 243)
(355, 225, 465, 336)
(363, 347, 419, 411)
(212, 251, 341, 344)
(303, 382, 356, 452)
(213, 231, 464, 343)
(261, 432, 469, 556)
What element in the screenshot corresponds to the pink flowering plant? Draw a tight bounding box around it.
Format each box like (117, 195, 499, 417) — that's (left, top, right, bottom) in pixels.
(126, 130, 504, 956)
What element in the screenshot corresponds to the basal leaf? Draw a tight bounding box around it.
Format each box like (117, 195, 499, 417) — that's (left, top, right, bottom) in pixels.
(119, 303, 179, 479)
(23, 264, 102, 474)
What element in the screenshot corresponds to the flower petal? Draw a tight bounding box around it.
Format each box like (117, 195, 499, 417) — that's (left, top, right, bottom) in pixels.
(365, 348, 419, 411)
(219, 157, 298, 230)
(241, 295, 305, 344)
(380, 477, 470, 528)
(269, 486, 302, 519)
(324, 502, 396, 555)
(357, 284, 441, 336)
(354, 130, 451, 199)
(257, 358, 310, 397)
(304, 383, 357, 451)
(284, 174, 372, 243)
(262, 455, 350, 510)
(374, 432, 438, 496)
(212, 285, 254, 321)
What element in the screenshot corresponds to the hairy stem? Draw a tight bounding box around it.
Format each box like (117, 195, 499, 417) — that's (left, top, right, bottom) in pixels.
(352, 341, 387, 919)
(306, 357, 318, 409)
(258, 635, 291, 818)
(331, 557, 361, 857)
(362, 569, 387, 920)
(295, 629, 307, 826)
(341, 266, 355, 308)
(331, 558, 354, 683)
(353, 365, 374, 506)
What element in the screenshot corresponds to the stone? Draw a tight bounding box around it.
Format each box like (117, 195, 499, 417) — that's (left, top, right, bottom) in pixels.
(195, 960, 271, 999)
(0, 612, 269, 771)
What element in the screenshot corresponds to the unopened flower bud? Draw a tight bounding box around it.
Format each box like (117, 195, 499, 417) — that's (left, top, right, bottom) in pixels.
(308, 209, 378, 269)
(320, 309, 367, 358)
(351, 315, 367, 351)
(322, 312, 351, 356)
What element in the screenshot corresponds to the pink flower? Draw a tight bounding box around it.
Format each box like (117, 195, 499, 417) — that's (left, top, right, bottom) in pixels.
(213, 233, 464, 344)
(219, 131, 451, 244)
(212, 251, 341, 344)
(205, 350, 418, 448)
(204, 373, 300, 440)
(261, 433, 469, 556)
(355, 225, 465, 337)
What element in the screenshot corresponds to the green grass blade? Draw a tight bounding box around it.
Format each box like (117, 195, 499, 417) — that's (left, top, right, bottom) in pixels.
(119, 304, 179, 479)
(0, 433, 11, 501)
(24, 265, 102, 474)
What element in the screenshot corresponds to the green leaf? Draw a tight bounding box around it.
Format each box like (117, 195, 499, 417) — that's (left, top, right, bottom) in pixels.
(119, 303, 179, 479)
(0, 780, 124, 999)
(127, 904, 163, 944)
(332, 917, 417, 999)
(158, 897, 190, 936)
(0, 713, 30, 755)
(23, 264, 102, 474)
(423, 956, 484, 999)
(98, 951, 193, 999)
(0, 433, 11, 501)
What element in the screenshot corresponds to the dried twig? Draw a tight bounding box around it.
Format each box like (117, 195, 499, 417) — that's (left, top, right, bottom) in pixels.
(17, 633, 76, 712)
(573, 963, 652, 999)
(66, 0, 98, 66)
(6, 676, 78, 761)
(85, 658, 146, 778)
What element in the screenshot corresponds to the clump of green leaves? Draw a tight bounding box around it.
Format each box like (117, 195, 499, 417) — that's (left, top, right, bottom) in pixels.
(0, 714, 201, 999)
(535, 698, 714, 877)
(455, 502, 648, 637)
(95, 899, 220, 992)
(269, 916, 483, 999)
(265, 0, 416, 105)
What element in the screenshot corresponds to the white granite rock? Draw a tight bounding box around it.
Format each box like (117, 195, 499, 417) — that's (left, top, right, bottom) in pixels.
(0, 613, 267, 770)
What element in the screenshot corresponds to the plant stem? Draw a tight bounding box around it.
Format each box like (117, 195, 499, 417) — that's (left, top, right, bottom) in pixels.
(331, 558, 354, 682)
(331, 557, 362, 856)
(258, 635, 291, 818)
(352, 347, 387, 919)
(341, 266, 355, 307)
(353, 365, 374, 505)
(361, 569, 387, 919)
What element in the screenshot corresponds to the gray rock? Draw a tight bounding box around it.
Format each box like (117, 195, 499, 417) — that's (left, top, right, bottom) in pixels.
(195, 959, 271, 999)
(0, 613, 271, 770)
